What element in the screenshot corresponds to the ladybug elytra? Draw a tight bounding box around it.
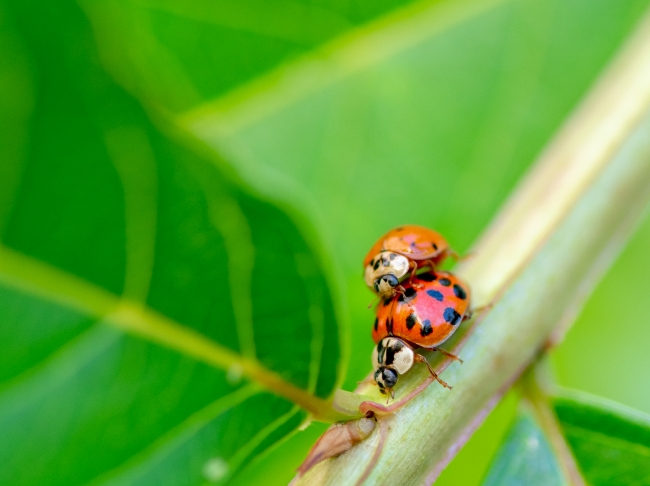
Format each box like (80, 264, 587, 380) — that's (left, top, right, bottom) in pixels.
(371, 271, 471, 397)
(363, 225, 456, 299)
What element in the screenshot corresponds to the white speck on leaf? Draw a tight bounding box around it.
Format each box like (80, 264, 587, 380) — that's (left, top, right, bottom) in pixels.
(203, 458, 229, 482)
(526, 436, 539, 449)
(227, 364, 243, 384)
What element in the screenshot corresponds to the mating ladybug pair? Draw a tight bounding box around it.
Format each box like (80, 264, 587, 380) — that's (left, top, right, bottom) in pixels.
(363, 225, 472, 398)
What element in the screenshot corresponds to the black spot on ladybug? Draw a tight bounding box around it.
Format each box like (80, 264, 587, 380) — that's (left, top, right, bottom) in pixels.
(426, 290, 443, 301)
(406, 313, 418, 330)
(373, 260, 381, 270)
(432, 243, 438, 250)
(439, 278, 451, 287)
(418, 273, 436, 282)
(386, 317, 394, 334)
(385, 340, 403, 366)
(453, 284, 467, 300)
(374, 317, 379, 331)
(385, 347, 394, 365)
(398, 287, 417, 302)
(383, 298, 392, 307)
(444, 308, 462, 325)
(396, 226, 404, 231)
(420, 319, 433, 337)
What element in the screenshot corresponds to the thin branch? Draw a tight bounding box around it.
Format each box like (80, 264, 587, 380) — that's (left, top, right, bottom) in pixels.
(520, 363, 586, 486)
(294, 7, 650, 484)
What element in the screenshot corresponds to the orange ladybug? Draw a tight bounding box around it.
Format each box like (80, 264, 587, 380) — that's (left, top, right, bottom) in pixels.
(371, 271, 470, 397)
(363, 225, 456, 299)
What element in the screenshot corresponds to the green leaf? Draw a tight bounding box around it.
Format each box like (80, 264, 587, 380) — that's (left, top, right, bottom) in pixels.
(555, 391, 650, 486)
(79, 0, 650, 482)
(483, 391, 650, 486)
(0, 1, 344, 485)
(80, 0, 426, 112)
(80, 0, 650, 395)
(481, 410, 564, 486)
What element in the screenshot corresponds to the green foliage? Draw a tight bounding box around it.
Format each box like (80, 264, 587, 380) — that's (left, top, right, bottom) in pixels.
(483, 391, 650, 486)
(81, 0, 650, 397)
(3, 0, 650, 483)
(0, 1, 342, 484)
(555, 392, 650, 486)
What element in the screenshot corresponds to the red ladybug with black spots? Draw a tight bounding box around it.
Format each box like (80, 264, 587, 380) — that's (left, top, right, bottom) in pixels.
(371, 271, 471, 397)
(363, 225, 457, 299)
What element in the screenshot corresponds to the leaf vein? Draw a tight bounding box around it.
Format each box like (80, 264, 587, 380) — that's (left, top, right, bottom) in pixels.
(0, 244, 344, 421)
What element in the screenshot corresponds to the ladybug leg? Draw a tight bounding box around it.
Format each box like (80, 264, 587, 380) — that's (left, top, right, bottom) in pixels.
(409, 261, 424, 289)
(432, 347, 463, 364)
(414, 354, 452, 389)
(378, 285, 405, 326)
(449, 249, 476, 262)
(465, 302, 495, 320)
(424, 259, 436, 272)
(357, 375, 376, 386)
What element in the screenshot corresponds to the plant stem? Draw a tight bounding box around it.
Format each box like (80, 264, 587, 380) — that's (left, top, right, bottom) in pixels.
(295, 8, 650, 485)
(519, 362, 586, 486)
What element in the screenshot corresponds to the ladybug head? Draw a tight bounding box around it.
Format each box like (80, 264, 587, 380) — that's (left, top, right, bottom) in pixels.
(374, 368, 398, 397)
(364, 251, 410, 298)
(371, 337, 414, 397)
(374, 274, 399, 295)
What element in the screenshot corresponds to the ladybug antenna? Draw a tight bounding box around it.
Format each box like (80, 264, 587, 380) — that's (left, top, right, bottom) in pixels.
(367, 294, 380, 309)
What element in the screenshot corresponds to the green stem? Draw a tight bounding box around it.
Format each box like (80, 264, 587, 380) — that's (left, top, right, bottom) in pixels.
(520, 362, 586, 486)
(295, 8, 650, 484)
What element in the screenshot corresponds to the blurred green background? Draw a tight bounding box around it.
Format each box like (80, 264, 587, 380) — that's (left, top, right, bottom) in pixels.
(2, 0, 650, 484)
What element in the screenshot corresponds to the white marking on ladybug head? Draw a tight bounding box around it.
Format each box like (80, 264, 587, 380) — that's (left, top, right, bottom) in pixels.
(371, 337, 415, 394)
(364, 251, 410, 297)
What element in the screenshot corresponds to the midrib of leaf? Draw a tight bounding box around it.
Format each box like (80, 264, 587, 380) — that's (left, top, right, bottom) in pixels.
(0, 244, 346, 422)
(87, 383, 261, 485)
(177, 0, 506, 135)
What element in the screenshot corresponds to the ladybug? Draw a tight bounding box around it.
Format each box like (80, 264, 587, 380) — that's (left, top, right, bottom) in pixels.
(364, 225, 456, 299)
(371, 271, 470, 397)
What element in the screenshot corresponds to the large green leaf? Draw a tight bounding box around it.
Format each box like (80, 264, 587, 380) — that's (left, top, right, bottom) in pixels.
(555, 391, 650, 486)
(81, 0, 429, 112)
(81, 0, 650, 391)
(0, 1, 344, 484)
(77, 0, 650, 483)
